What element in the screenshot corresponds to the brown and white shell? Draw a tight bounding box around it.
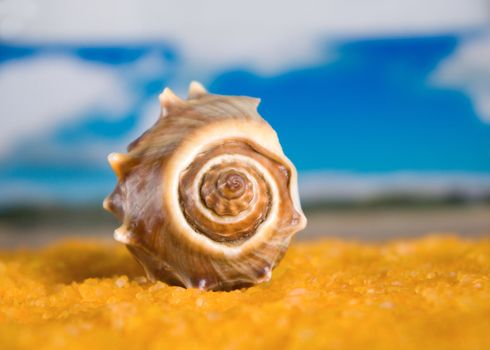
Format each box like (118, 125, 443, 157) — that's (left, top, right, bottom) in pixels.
(103, 82, 307, 291)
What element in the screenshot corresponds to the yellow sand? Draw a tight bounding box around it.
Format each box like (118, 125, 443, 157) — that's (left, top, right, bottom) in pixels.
(0, 235, 489, 350)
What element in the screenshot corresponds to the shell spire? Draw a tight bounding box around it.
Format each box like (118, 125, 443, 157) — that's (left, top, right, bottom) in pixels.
(104, 82, 307, 291)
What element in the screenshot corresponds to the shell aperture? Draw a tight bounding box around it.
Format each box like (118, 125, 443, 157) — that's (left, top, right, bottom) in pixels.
(104, 82, 307, 290)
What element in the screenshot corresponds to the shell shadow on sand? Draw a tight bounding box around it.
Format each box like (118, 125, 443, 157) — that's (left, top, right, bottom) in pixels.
(4, 240, 145, 285)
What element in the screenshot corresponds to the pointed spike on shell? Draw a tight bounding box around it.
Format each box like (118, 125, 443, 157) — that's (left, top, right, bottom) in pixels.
(256, 266, 272, 283)
(197, 279, 208, 290)
(102, 197, 111, 211)
(250, 97, 261, 107)
(159, 87, 184, 110)
(188, 81, 208, 99)
(108, 152, 129, 179)
(114, 226, 132, 244)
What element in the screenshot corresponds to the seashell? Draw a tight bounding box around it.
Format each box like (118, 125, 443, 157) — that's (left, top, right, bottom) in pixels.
(103, 82, 307, 291)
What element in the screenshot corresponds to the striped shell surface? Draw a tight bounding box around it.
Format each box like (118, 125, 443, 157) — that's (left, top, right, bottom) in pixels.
(103, 82, 306, 291)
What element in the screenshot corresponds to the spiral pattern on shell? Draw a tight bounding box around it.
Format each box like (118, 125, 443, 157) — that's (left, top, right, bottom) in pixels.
(180, 142, 278, 244)
(103, 82, 307, 291)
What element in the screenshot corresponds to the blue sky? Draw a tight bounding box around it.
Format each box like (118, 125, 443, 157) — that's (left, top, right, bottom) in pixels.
(1, 8, 490, 204)
(211, 35, 490, 172)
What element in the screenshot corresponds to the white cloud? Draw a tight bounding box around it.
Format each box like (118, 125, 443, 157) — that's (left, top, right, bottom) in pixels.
(432, 33, 490, 123)
(2, 0, 488, 74)
(0, 55, 135, 157)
